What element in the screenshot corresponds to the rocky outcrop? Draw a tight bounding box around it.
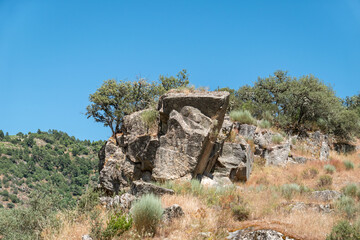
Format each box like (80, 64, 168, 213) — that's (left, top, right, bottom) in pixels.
(311, 190, 341, 202)
(227, 228, 294, 240)
(213, 141, 253, 182)
(152, 106, 214, 180)
(264, 142, 290, 166)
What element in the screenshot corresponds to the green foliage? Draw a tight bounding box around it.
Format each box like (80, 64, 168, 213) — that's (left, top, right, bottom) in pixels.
(130, 194, 163, 236)
(102, 211, 132, 239)
(0, 190, 61, 240)
(86, 70, 189, 136)
(231, 205, 250, 221)
(77, 187, 100, 213)
(141, 109, 159, 132)
(235, 71, 360, 139)
(343, 160, 355, 170)
(271, 134, 284, 144)
(280, 183, 301, 200)
(336, 196, 358, 219)
(90, 210, 104, 240)
(229, 110, 256, 125)
(317, 175, 333, 188)
(258, 119, 271, 129)
(327, 220, 360, 240)
(342, 183, 359, 198)
(324, 164, 336, 174)
(190, 179, 204, 196)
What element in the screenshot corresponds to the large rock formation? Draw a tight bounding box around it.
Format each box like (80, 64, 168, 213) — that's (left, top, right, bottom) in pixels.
(98, 91, 253, 194)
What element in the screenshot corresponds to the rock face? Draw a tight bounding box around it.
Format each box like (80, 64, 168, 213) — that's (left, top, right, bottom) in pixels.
(264, 142, 291, 166)
(311, 190, 341, 202)
(227, 228, 294, 240)
(130, 180, 175, 197)
(97, 91, 239, 194)
(213, 141, 253, 182)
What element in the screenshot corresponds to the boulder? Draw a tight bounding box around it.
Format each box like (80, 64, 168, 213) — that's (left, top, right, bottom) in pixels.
(254, 131, 274, 149)
(264, 142, 290, 165)
(235, 124, 257, 139)
(290, 202, 333, 213)
(227, 228, 294, 240)
(213, 141, 253, 182)
(130, 180, 174, 197)
(82, 235, 93, 240)
(152, 106, 213, 180)
(319, 141, 330, 161)
(121, 109, 149, 140)
(162, 204, 184, 223)
(99, 140, 142, 194)
(127, 135, 159, 171)
(311, 190, 341, 202)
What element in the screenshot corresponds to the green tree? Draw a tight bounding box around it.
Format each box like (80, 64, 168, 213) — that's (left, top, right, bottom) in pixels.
(0, 130, 4, 140)
(159, 69, 189, 93)
(86, 79, 159, 136)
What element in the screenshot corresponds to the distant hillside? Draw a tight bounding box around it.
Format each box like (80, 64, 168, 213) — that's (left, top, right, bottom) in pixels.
(0, 129, 104, 209)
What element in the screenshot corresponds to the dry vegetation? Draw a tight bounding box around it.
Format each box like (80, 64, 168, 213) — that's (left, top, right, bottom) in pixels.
(43, 148, 360, 240)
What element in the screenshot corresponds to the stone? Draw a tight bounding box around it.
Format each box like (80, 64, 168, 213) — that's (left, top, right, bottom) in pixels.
(82, 235, 93, 240)
(119, 193, 136, 211)
(121, 109, 149, 140)
(227, 228, 294, 240)
(213, 141, 253, 182)
(290, 202, 333, 213)
(264, 142, 290, 165)
(235, 124, 257, 139)
(320, 141, 330, 161)
(130, 180, 174, 197)
(127, 135, 159, 171)
(98, 140, 142, 194)
(162, 204, 184, 223)
(311, 190, 341, 202)
(152, 106, 213, 180)
(254, 131, 274, 149)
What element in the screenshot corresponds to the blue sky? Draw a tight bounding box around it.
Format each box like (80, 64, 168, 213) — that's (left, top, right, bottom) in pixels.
(1, 0, 360, 141)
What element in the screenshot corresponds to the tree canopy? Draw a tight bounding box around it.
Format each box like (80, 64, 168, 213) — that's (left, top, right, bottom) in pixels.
(86, 70, 189, 136)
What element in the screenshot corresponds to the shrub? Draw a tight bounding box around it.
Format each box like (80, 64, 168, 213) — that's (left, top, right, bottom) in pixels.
(302, 167, 319, 179)
(258, 119, 271, 129)
(342, 183, 359, 198)
(317, 175, 333, 188)
(141, 109, 158, 132)
(231, 205, 250, 221)
(343, 160, 354, 170)
(77, 187, 99, 213)
(229, 110, 256, 125)
(190, 179, 203, 196)
(324, 164, 336, 174)
(326, 220, 360, 240)
(336, 196, 357, 219)
(281, 183, 301, 200)
(102, 211, 132, 239)
(262, 111, 273, 122)
(271, 134, 284, 144)
(131, 194, 163, 236)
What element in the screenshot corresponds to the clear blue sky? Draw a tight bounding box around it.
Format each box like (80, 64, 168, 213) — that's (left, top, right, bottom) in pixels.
(1, 0, 360, 141)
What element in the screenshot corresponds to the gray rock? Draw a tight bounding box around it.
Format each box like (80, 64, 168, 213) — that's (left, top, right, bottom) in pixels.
(214, 141, 253, 182)
(99, 193, 136, 210)
(236, 124, 257, 139)
(227, 228, 294, 240)
(254, 131, 274, 149)
(131, 180, 174, 197)
(127, 135, 159, 171)
(119, 193, 136, 211)
(290, 202, 333, 213)
(264, 142, 290, 165)
(162, 204, 184, 223)
(122, 109, 150, 140)
(82, 235, 93, 240)
(152, 106, 213, 180)
(311, 190, 341, 202)
(320, 141, 330, 161)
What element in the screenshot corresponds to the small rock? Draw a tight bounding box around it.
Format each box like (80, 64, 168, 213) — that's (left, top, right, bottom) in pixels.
(82, 235, 93, 240)
(131, 180, 174, 197)
(119, 193, 136, 211)
(162, 204, 184, 223)
(227, 228, 294, 240)
(311, 190, 341, 202)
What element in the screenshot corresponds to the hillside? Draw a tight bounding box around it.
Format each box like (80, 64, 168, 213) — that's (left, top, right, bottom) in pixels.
(0, 130, 104, 209)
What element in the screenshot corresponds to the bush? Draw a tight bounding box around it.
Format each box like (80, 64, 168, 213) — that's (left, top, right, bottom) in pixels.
(229, 110, 256, 125)
(77, 187, 99, 213)
(326, 220, 360, 240)
(271, 134, 284, 144)
(343, 183, 359, 198)
(336, 196, 357, 219)
(281, 183, 301, 200)
(141, 109, 158, 132)
(302, 167, 319, 179)
(102, 211, 132, 239)
(324, 164, 336, 174)
(343, 160, 354, 170)
(258, 119, 271, 129)
(190, 179, 203, 196)
(231, 205, 250, 221)
(317, 175, 333, 188)
(131, 194, 163, 236)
